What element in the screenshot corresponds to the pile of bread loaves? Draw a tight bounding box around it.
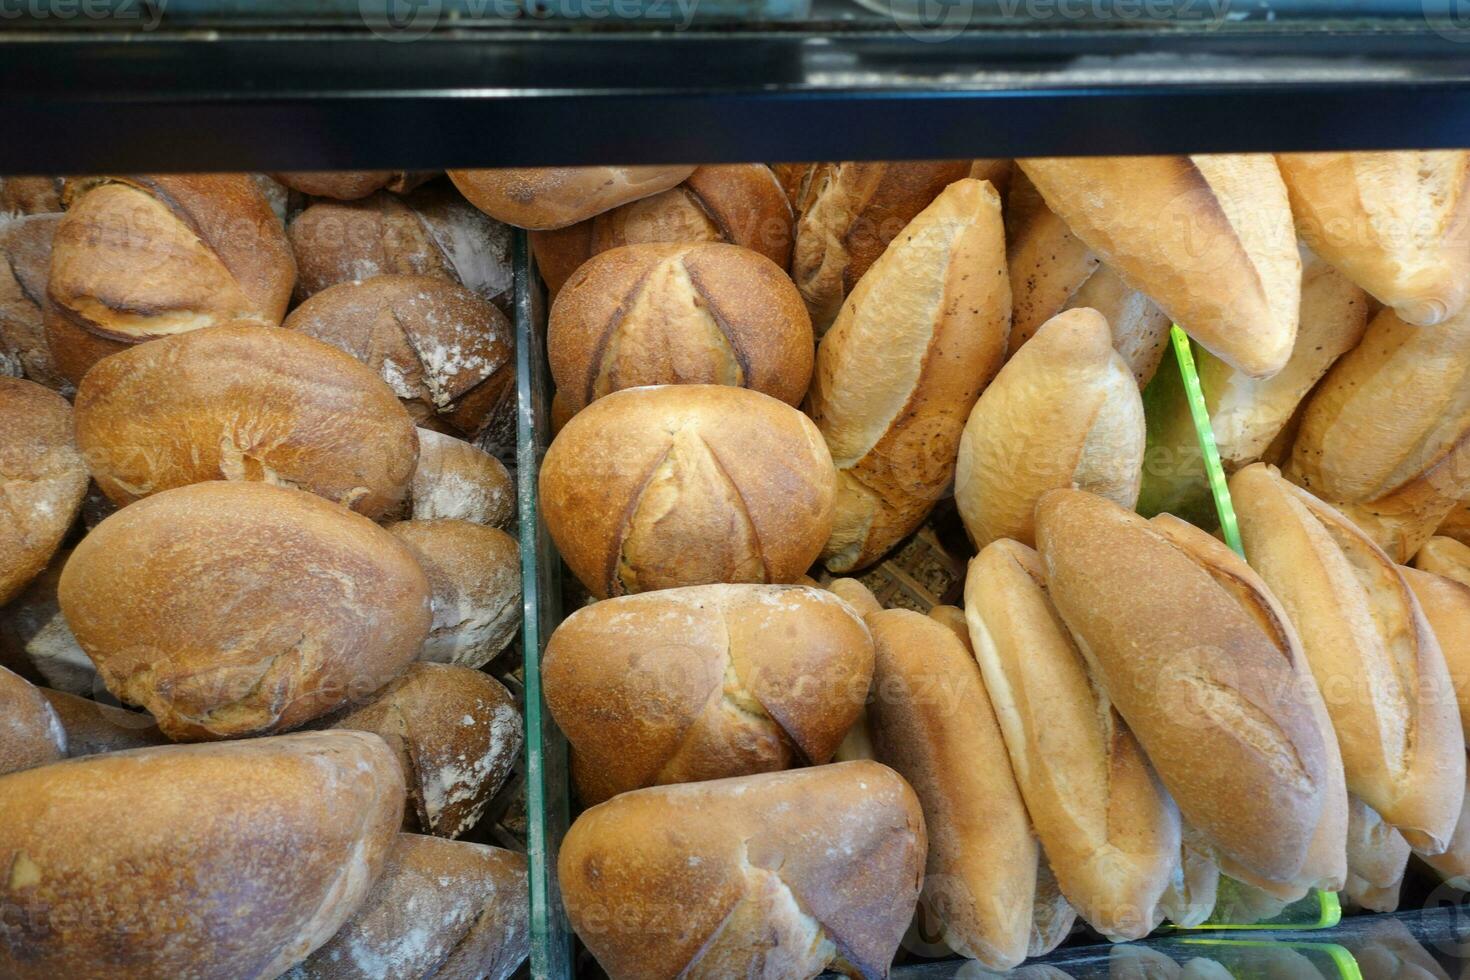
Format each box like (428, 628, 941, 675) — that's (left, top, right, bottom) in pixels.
(442, 156, 1470, 977)
(0, 172, 530, 980)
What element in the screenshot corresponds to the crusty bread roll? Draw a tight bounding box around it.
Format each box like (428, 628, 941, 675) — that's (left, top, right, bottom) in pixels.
(448, 166, 695, 230)
(321, 663, 521, 840)
(559, 761, 926, 980)
(1277, 151, 1470, 327)
(1159, 836, 1220, 928)
(0, 731, 404, 980)
(545, 584, 872, 804)
(966, 539, 1178, 939)
(547, 242, 812, 418)
(809, 178, 1010, 572)
(1018, 154, 1300, 378)
(0, 175, 64, 213)
(386, 520, 521, 668)
(1402, 564, 1470, 742)
(1345, 796, 1410, 913)
(955, 309, 1144, 551)
(39, 687, 166, 757)
(0, 379, 87, 605)
(539, 384, 836, 598)
(273, 170, 436, 200)
(283, 274, 513, 440)
(60, 482, 432, 741)
(790, 160, 972, 331)
(0, 551, 94, 696)
(74, 323, 419, 519)
(1231, 464, 1465, 852)
(0, 664, 65, 775)
(867, 608, 1034, 970)
(1035, 489, 1328, 884)
(1414, 534, 1470, 587)
(0, 211, 67, 390)
(401, 428, 513, 527)
(45, 174, 295, 383)
(283, 833, 529, 980)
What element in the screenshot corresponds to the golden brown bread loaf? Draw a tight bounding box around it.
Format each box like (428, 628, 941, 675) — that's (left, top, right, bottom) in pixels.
(558, 761, 926, 980)
(1035, 489, 1329, 884)
(1277, 151, 1470, 327)
(965, 539, 1179, 940)
(544, 584, 873, 805)
(547, 242, 812, 419)
(955, 308, 1145, 551)
(0, 551, 94, 696)
(0, 379, 87, 605)
(539, 384, 836, 598)
(386, 520, 521, 668)
(1401, 564, 1470, 743)
(283, 274, 514, 439)
(282, 833, 529, 980)
(867, 608, 1035, 970)
(0, 731, 404, 980)
(273, 170, 436, 200)
(39, 687, 166, 757)
(448, 166, 695, 230)
(45, 174, 295, 383)
(320, 663, 522, 840)
(0, 176, 64, 213)
(1413, 534, 1470, 587)
(59, 482, 433, 741)
(1017, 154, 1300, 378)
(1345, 796, 1410, 913)
(809, 178, 1010, 572)
(0, 211, 67, 390)
(401, 428, 514, 527)
(74, 323, 419, 519)
(0, 664, 66, 775)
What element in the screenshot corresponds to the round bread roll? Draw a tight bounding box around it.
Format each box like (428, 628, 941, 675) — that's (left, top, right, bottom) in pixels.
(283, 833, 529, 980)
(59, 482, 433, 741)
(321, 663, 522, 840)
(45, 174, 295, 383)
(0, 664, 66, 775)
(39, 687, 167, 757)
(0, 378, 88, 605)
(273, 170, 436, 201)
(448, 165, 695, 230)
(0, 730, 405, 980)
(387, 520, 521, 669)
(539, 384, 836, 599)
(74, 324, 419, 519)
(543, 584, 874, 804)
(401, 427, 514, 527)
(0, 176, 64, 214)
(0, 211, 68, 390)
(548, 242, 812, 419)
(0, 550, 95, 696)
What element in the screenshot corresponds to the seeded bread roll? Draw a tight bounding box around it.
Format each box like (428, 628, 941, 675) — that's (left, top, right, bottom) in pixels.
(539, 384, 836, 599)
(0, 664, 66, 775)
(0, 731, 404, 980)
(1401, 564, 1470, 743)
(39, 687, 167, 757)
(0, 551, 94, 696)
(273, 170, 436, 201)
(448, 166, 695, 230)
(0, 211, 67, 390)
(59, 482, 433, 741)
(1345, 796, 1410, 913)
(0, 379, 87, 605)
(74, 324, 419, 519)
(402, 428, 514, 527)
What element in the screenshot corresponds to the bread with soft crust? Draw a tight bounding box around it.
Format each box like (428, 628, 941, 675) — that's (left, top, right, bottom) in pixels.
(1413, 534, 1470, 587)
(809, 178, 1010, 572)
(0, 731, 404, 980)
(0, 664, 66, 775)
(0, 211, 67, 390)
(539, 384, 836, 598)
(0, 379, 87, 605)
(448, 166, 695, 230)
(39, 687, 167, 757)
(1402, 564, 1470, 743)
(1345, 796, 1410, 913)
(59, 481, 433, 741)
(74, 323, 419, 519)
(273, 170, 436, 200)
(559, 761, 926, 980)
(401, 428, 513, 527)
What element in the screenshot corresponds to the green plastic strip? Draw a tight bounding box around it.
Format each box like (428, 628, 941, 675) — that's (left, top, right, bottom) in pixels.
(1179, 938, 1362, 980)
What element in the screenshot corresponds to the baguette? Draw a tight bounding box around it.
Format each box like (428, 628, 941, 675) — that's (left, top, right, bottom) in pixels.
(448, 166, 694, 230)
(38, 687, 166, 757)
(1344, 796, 1410, 913)
(1418, 763, 1470, 890)
(1158, 834, 1220, 928)
(1401, 564, 1470, 743)
(1413, 534, 1470, 588)
(0, 664, 65, 775)
(1029, 860, 1076, 958)
(0, 379, 88, 605)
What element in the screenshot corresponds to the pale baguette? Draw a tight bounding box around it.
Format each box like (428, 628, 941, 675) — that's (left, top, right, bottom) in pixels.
(1402, 564, 1470, 743)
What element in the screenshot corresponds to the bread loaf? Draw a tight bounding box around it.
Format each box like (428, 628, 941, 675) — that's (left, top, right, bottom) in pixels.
(1402, 564, 1470, 742)
(283, 833, 529, 980)
(1413, 534, 1470, 587)
(402, 428, 513, 527)
(0, 664, 65, 775)
(0, 730, 404, 980)
(39, 687, 166, 756)
(0, 211, 67, 390)
(810, 178, 1010, 572)
(965, 539, 1179, 939)
(558, 761, 926, 980)
(0, 378, 87, 605)
(1418, 765, 1470, 891)
(1017, 155, 1300, 378)
(539, 384, 836, 598)
(544, 584, 872, 804)
(45, 174, 295, 383)
(547, 242, 812, 418)
(273, 170, 436, 200)
(59, 482, 433, 741)
(448, 166, 695, 230)
(0, 551, 94, 696)
(0, 176, 63, 213)
(955, 308, 1144, 551)
(1345, 796, 1410, 913)
(74, 323, 419, 518)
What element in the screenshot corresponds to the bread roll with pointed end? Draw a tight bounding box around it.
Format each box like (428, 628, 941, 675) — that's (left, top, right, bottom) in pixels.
(283, 833, 528, 980)
(0, 665, 65, 774)
(1064, 265, 1172, 388)
(828, 576, 883, 618)
(273, 170, 435, 201)
(1278, 151, 1470, 327)
(539, 385, 836, 599)
(403, 428, 513, 527)
(1017, 155, 1300, 378)
(1344, 796, 1410, 913)
(545, 584, 872, 804)
(1005, 169, 1100, 354)
(448, 166, 695, 230)
(387, 521, 521, 669)
(59, 482, 433, 741)
(966, 539, 1179, 939)
(1159, 837, 1219, 928)
(956, 309, 1144, 551)
(1231, 463, 1464, 852)
(74, 324, 419, 518)
(867, 609, 1034, 970)
(1030, 861, 1076, 958)
(810, 178, 1010, 573)
(548, 242, 812, 417)
(39, 687, 167, 757)
(1402, 565, 1470, 742)
(1414, 535, 1470, 588)
(0, 731, 404, 980)
(0, 212, 67, 391)
(1035, 489, 1328, 883)
(0, 379, 87, 605)
(560, 761, 924, 980)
